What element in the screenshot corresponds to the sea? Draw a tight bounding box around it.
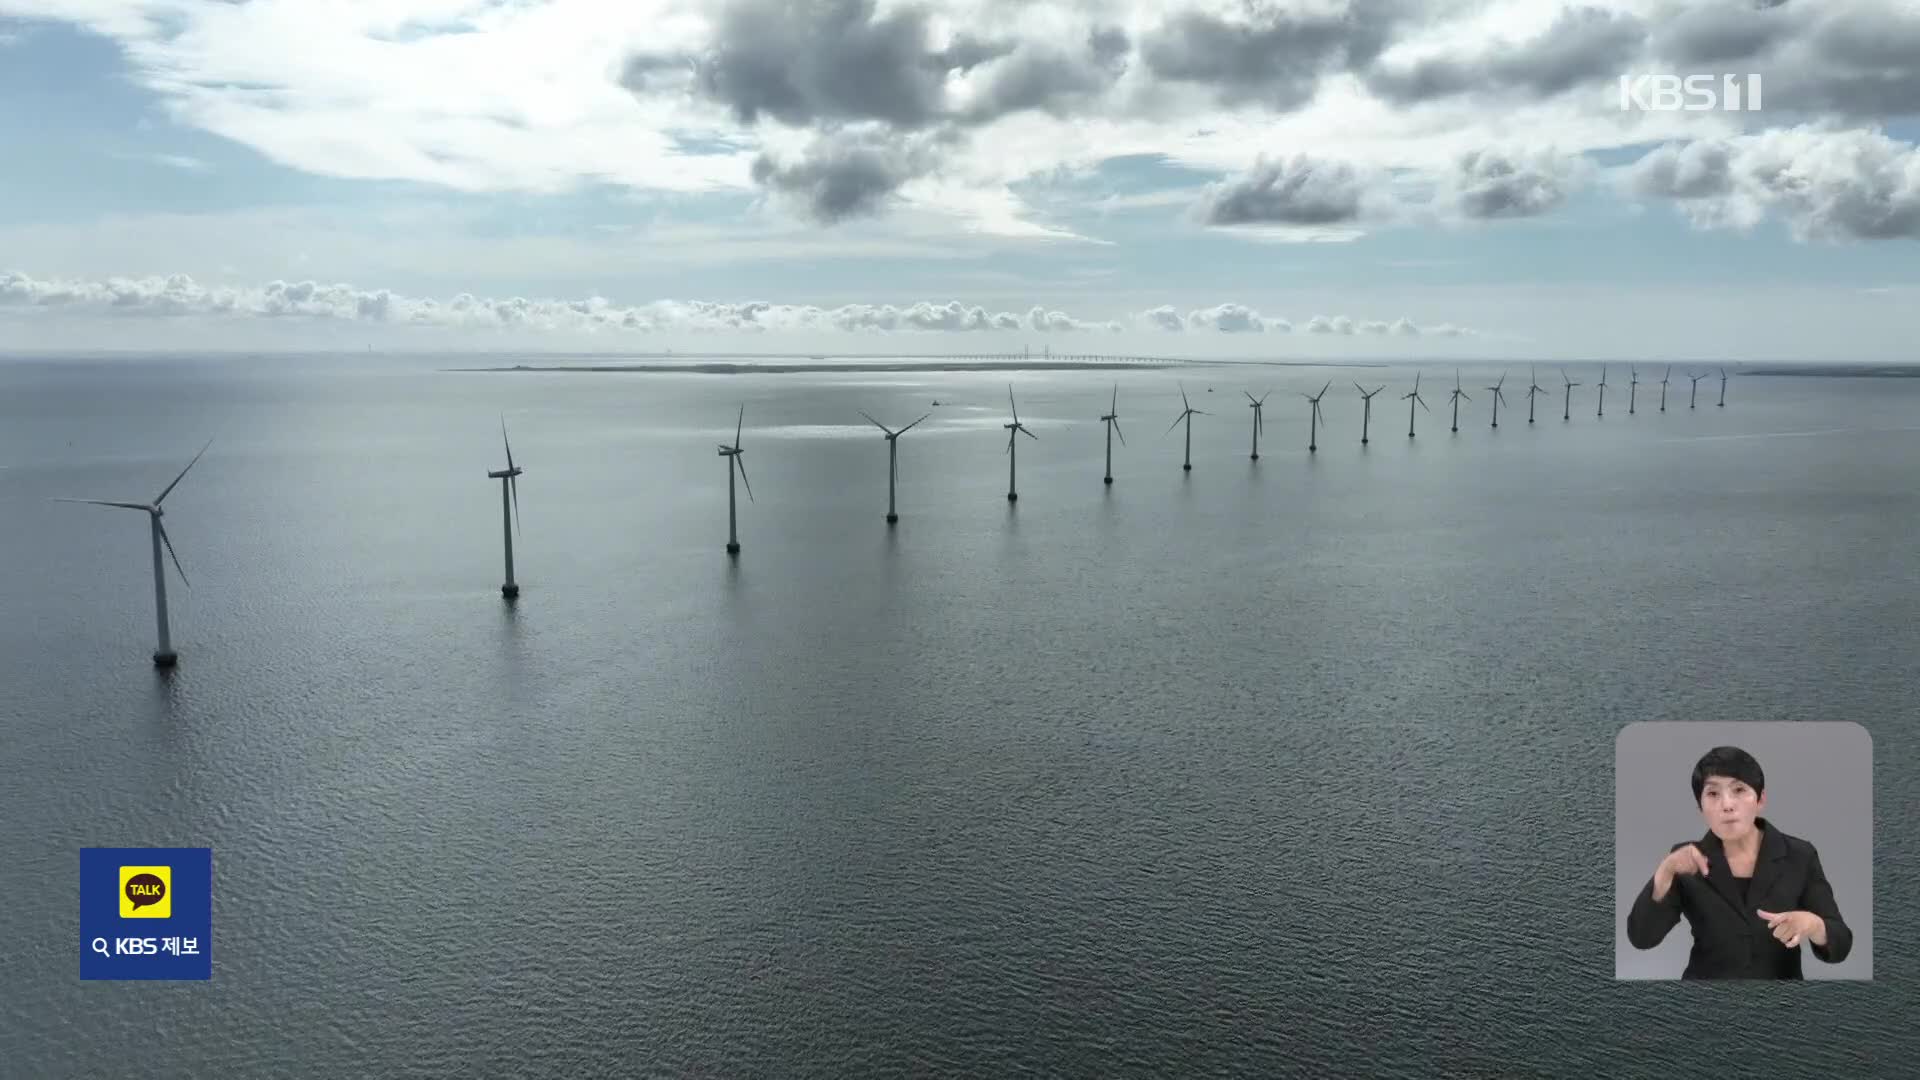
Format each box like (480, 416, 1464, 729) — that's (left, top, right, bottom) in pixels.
(2, 351, 1915, 1077)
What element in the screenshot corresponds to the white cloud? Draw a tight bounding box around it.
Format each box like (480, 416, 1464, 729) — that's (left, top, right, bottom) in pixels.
(0, 269, 1131, 334)
(1623, 124, 1920, 241)
(1135, 302, 1469, 336)
(11, 0, 1911, 247)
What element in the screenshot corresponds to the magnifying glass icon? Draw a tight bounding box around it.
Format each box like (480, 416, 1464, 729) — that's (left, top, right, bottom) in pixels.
(90, 937, 110, 958)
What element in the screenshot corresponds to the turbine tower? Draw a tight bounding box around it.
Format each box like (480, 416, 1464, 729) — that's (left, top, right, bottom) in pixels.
(1561, 368, 1581, 421)
(1718, 366, 1728, 407)
(1167, 382, 1207, 471)
(1004, 385, 1036, 500)
(1486, 372, 1508, 428)
(1596, 363, 1608, 418)
(1660, 365, 1672, 412)
(861, 409, 930, 524)
(1628, 366, 1640, 415)
(1304, 380, 1329, 452)
(1404, 372, 1430, 438)
(487, 416, 524, 598)
(1244, 390, 1270, 460)
(1688, 371, 1705, 409)
(1448, 369, 1471, 433)
(1355, 383, 1385, 444)
(53, 438, 211, 666)
(1100, 384, 1125, 485)
(718, 405, 753, 555)
(1526, 365, 1547, 423)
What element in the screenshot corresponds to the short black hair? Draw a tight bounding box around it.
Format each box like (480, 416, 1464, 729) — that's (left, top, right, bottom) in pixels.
(1691, 745, 1765, 805)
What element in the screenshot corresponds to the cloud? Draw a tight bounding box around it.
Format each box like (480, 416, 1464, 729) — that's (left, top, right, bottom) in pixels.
(1448, 148, 1578, 219)
(1649, 0, 1920, 120)
(1193, 153, 1373, 226)
(1183, 302, 1288, 333)
(1141, 1, 1408, 110)
(1625, 125, 1920, 240)
(750, 127, 955, 222)
(1027, 305, 1121, 332)
(1365, 5, 1647, 106)
(1135, 303, 1467, 335)
(0, 270, 1121, 333)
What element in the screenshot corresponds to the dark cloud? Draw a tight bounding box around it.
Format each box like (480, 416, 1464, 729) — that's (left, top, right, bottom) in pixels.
(1453, 150, 1571, 219)
(1193, 154, 1368, 226)
(690, 0, 952, 129)
(957, 27, 1132, 123)
(1650, 1, 1794, 67)
(643, 0, 1133, 133)
(1142, 1, 1406, 110)
(749, 128, 955, 223)
(1365, 5, 1646, 105)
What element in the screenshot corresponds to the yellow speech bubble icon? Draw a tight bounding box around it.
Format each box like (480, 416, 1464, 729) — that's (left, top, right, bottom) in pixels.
(120, 865, 171, 918)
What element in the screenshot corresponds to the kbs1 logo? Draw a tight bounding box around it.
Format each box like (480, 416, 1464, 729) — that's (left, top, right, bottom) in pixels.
(1618, 73, 1762, 112)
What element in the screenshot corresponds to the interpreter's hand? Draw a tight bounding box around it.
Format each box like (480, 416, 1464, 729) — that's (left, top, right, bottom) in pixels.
(1758, 909, 1826, 949)
(1658, 844, 1711, 880)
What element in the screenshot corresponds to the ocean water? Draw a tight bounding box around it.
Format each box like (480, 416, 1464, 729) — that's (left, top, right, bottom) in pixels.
(2, 352, 1915, 1077)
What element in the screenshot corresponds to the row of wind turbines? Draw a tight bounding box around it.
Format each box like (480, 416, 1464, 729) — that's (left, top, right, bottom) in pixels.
(53, 363, 1730, 667)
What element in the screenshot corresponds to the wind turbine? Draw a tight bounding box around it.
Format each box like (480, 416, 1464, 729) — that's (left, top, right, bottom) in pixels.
(1688, 371, 1705, 409)
(487, 417, 524, 598)
(1403, 373, 1430, 438)
(1486, 371, 1508, 428)
(718, 405, 752, 555)
(1628, 366, 1640, 415)
(52, 438, 211, 667)
(1526, 365, 1547, 423)
(1596, 363, 1608, 418)
(1355, 383, 1385, 444)
(1304, 380, 1330, 452)
(1245, 390, 1270, 460)
(1718, 366, 1728, 407)
(1100, 384, 1125, 485)
(1561, 368, 1581, 421)
(1448, 369, 1471, 433)
(1004, 385, 1036, 500)
(1167, 382, 1207, 471)
(1660, 365, 1671, 412)
(861, 409, 930, 524)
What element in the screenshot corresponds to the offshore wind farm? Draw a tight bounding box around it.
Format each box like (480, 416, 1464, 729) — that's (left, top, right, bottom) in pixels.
(5, 349, 1919, 1078)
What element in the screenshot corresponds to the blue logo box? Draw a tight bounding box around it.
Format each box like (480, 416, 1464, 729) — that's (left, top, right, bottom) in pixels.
(80, 847, 212, 980)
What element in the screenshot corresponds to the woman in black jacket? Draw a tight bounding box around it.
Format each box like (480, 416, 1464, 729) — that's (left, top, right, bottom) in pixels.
(1626, 745, 1853, 979)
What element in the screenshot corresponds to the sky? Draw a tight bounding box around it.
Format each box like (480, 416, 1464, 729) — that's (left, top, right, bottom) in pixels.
(0, 0, 1917, 360)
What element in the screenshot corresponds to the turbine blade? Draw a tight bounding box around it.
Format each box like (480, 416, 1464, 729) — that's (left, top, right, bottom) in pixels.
(154, 437, 213, 505)
(1419, 396, 1431, 413)
(1009, 384, 1019, 425)
(1244, 390, 1258, 404)
(501, 415, 515, 471)
(511, 474, 522, 537)
(859, 410, 892, 435)
(1166, 413, 1184, 434)
(50, 498, 150, 511)
(735, 404, 744, 448)
(735, 454, 754, 502)
(1111, 384, 1118, 413)
(158, 520, 190, 589)
(898, 413, 930, 434)
(1318, 380, 1331, 399)
(1021, 424, 1037, 440)
(1354, 381, 1367, 396)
